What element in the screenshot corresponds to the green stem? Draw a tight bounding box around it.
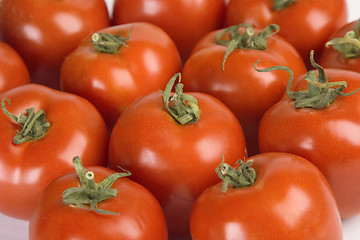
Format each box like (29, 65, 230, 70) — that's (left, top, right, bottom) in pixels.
(216, 155, 256, 193)
(161, 73, 200, 125)
(62, 156, 131, 215)
(254, 50, 360, 109)
(325, 19, 360, 58)
(1, 98, 50, 144)
(273, 0, 297, 10)
(216, 23, 279, 70)
(90, 27, 132, 54)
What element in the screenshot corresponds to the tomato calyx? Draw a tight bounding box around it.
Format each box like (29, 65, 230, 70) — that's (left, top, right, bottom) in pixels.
(1, 98, 50, 144)
(273, 0, 297, 11)
(62, 156, 131, 215)
(216, 23, 279, 70)
(161, 73, 200, 125)
(255, 50, 360, 109)
(90, 28, 132, 54)
(216, 155, 256, 193)
(326, 19, 360, 58)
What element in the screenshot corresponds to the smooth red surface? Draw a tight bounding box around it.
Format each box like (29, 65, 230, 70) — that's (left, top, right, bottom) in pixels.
(190, 152, 343, 240)
(108, 91, 247, 236)
(61, 22, 182, 130)
(259, 69, 360, 219)
(0, 0, 110, 89)
(0, 84, 108, 220)
(182, 27, 306, 156)
(29, 166, 168, 240)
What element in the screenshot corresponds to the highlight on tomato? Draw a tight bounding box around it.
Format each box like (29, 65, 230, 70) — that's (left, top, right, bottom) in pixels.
(225, 0, 348, 67)
(61, 22, 182, 130)
(319, 19, 360, 73)
(258, 50, 360, 219)
(29, 156, 168, 240)
(181, 23, 306, 156)
(190, 152, 343, 240)
(0, 0, 110, 89)
(108, 73, 247, 237)
(0, 41, 30, 94)
(111, 0, 226, 63)
(0, 84, 109, 220)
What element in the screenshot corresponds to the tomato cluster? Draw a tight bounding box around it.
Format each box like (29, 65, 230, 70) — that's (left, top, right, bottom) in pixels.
(0, 0, 359, 239)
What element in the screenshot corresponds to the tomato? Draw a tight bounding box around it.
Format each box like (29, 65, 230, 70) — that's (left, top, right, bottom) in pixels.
(29, 156, 167, 240)
(0, 0, 110, 89)
(0, 84, 108, 220)
(0, 42, 30, 94)
(61, 22, 182, 129)
(258, 51, 360, 219)
(190, 152, 343, 240)
(108, 73, 247, 236)
(225, 0, 348, 67)
(181, 23, 306, 156)
(111, 0, 226, 63)
(319, 19, 360, 73)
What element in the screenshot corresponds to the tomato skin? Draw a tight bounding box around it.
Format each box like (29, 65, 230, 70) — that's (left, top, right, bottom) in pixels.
(181, 27, 306, 156)
(225, 0, 347, 67)
(319, 20, 360, 73)
(0, 84, 108, 220)
(259, 69, 360, 219)
(0, 0, 110, 89)
(29, 166, 168, 240)
(190, 152, 342, 240)
(112, 0, 226, 63)
(61, 22, 182, 129)
(0, 42, 30, 93)
(108, 91, 247, 236)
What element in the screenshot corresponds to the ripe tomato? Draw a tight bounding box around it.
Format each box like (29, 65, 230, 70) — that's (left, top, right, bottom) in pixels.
(61, 22, 182, 129)
(0, 84, 108, 220)
(258, 51, 360, 219)
(0, 42, 30, 94)
(29, 157, 167, 240)
(0, 0, 110, 89)
(319, 19, 360, 73)
(225, 0, 348, 67)
(190, 152, 343, 240)
(181, 23, 306, 156)
(111, 0, 226, 63)
(108, 74, 247, 236)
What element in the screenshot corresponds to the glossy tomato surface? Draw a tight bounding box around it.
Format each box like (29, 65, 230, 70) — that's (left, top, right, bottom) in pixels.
(0, 0, 110, 89)
(225, 0, 347, 67)
(259, 69, 360, 219)
(0, 42, 30, 94)
(61, 22, 182, 129)
(108, 90, 247, 236)
(182, 26, 306, 156)
(29, 166, 167, 240)
(319, 20, 360, 73)
(190, 152, 343, 240)
(112, 0, 226, 63)
(0, 84, 108, 220)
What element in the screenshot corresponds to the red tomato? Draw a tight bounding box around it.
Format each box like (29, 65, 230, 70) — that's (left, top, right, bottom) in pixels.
(190, 152, 343, 240)
(61, 22, 182, 129)
(29, 157, 167, 240)
(0, 84, 108, 220)
(258, 52, 360, 219)
(0, 0, 110, 89)
(108, 74, 247, 236)
(181, 24, 306, 156)
(0, 42, 30, 93)
(319, 20, 360, 73)
(111, 0, 226, 63)
(225, 0, 348, 67)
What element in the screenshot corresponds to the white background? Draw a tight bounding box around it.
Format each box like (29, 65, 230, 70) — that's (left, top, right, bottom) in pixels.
(1, 0, 360, 239)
